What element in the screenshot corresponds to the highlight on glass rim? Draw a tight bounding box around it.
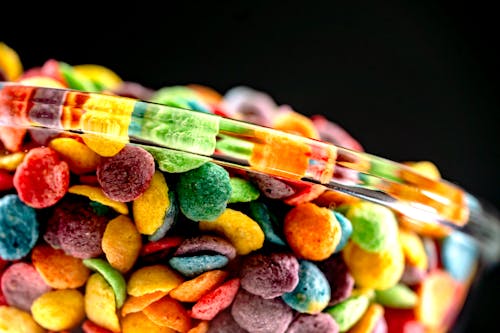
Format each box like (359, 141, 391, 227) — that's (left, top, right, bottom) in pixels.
(1, 41, 499, 333)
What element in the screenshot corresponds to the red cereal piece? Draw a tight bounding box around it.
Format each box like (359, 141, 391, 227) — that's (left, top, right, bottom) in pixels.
(190, 278, 240, 321)
(283, 183, 326, 206)
(13, 147, 69, 208)
(385, 308, 425, 333)
(0, 170, 13, 191)
(140, 236, 184, 257)
(79, 174, 100, 186)
(82, 320, 115, 333)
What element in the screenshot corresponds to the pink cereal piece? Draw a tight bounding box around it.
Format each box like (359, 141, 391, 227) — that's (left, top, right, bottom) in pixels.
(13, 147, 70, 208)
(190, 278, 240, 321)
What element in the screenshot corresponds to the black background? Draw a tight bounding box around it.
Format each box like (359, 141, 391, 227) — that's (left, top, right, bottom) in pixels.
(2, 1, 499, 331)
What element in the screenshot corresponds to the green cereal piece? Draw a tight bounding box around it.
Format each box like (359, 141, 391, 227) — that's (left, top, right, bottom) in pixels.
(346, 201, 398, 253)
(326, 295, 370, 332)
(228, 177, 260, 203)
(248, 201, 286, 246)
(83, 258, 127, 308)
(140, 145, 210, 173)
(151, 86, 200, 107)
(58, 62, 98, 92)
(177, 162, 232, 221)
(374, 283, 418, 309)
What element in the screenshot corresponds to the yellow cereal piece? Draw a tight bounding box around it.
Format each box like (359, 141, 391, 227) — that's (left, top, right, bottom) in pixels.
(0, 306, 45, 333)
(127, 265, 184, 297)
(68, 185, 129, 215)
(122, 311, 176, 333)
(18, 76, 66, 88)
(404, 161, 441, 180)
(0, 42, 23, 81)
(399, 227, 428, 270)
(199, 208, 265, 255)
(170, 270, 228, 302)
(102, 215, 142, 273)
(73, 64, 123, 90)
(0, 152, 25, 171)
(49, 137, 101, 174)
(349, 303, 385, 333)
(343, 241, 404, 290)
(31, 289, 85, 331)
(85, 273, 121, 333)
(82, 133, 127, 157)
(133, 171, 170, 235)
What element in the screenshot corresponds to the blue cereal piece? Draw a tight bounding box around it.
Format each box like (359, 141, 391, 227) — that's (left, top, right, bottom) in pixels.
(0, 194, 39, 260)
(441, 230, 479, 281)
(333, 211, 353, 253)
(282, 260, 331, 314)
(148, 191, 179, 242)
(169, 254, 229, 277)
(248, 201, 286, 246)
(177, 162, 232, 221)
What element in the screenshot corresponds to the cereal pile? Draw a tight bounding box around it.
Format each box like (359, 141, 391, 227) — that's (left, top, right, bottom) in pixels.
(0, 42, 479, 333)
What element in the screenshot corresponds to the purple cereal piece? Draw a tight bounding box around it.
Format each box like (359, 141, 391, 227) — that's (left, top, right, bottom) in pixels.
(111, 81, 156, 100)
(97, 145, 155, 202)
(231, 289, 293, 333)
(286, 313, 339, 333)
(248, 172, 295, 200)
(317, 254, 354, 306)
(174, 235, 237, 260)
(207, 309, 248, 333)
(371, 315, 388, 333)
(1, 262, 52, 312)
(240, 252, 299, 299)
(399, 265, 427, 286)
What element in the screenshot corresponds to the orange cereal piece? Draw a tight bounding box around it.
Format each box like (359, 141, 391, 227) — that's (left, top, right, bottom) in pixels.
(349, 303, 385, 333)
(272, 108, 320, 139)
(0, 152, 25, 171)
(83, 320, 115, 333)
(102, 215, 142, 273)
(143, 296, 192, 333)
(284, 202, 341, 260)
(187, 320, 209, 333)
(122, 311, 176, 333)
(31, 244, 90, 289)
(170, 270, 228, 303)
(313, 189, 360, 209)
(187, 84, 223, 105)
(121, 291, 168, 317)
(68, 185, 129, 215)
(127, 265, 184, 297)
(49, 137, 101, 174)
(84, 273, 120, 333)
(399, 227, 428, 271)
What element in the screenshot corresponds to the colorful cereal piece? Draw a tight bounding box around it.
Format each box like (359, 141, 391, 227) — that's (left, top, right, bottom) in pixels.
(441, 230, 479, 281)
(73, 64, 123, 91)
(50, 199, 108, 259)
(140, 236, 184, 257)
(248, 172, 295, 200)
(133, 171, 170, 235)
(190, 278, 240, 320)
(282, 183, 326, 206)
(286, 313, 339, 333)
(284, 202, 341, 261)
(177, 162, 232, 221)
(31, 289, 85, 331)
(170, 270, 228, 303)
(348, 303, 385, 333)
(398, 228, 428, 271)
(240, 252, 299, 299)
(174, 235, 237, 260)
(0, 262, 51, 312)
(375, 283, 418, 309)
(342, 241, 404, 290)
(199, 208, 264, 255)
(102, 215, 142, 273)
(143, 296, 192, 332)
(317, 254, 355, 306)
(231, 289, 293, 333)
(0, 194, 39, 260)
(84, 273, 120, 333)
(282, 260, 331, 314)
(169, 254, 229, 277)
(142, 146, 210, 174)
(0, 151, 25, 171)
(83, 258, 127, 308)
(121, 290, 168, 317)
(333, 212, 353, 253)
(31, 244, 90, 289)
(248, 201, 286, 246)
(228, 177, 260, 203)
(272, 107, 319, 139)
(83, 320, 116, 333)
(13, 147, 69, 208)
(49, 137, 101, 174)
(68, 184, 129, 215)
(346, 201, 399, 253)
(97, 145, 155, 202)
(127, 265, 184, 297)
(121, 311, 176, 333)
(326, 295, 370, 332)
(149, 190, 179, 241)
(0, 306, 45, 333)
